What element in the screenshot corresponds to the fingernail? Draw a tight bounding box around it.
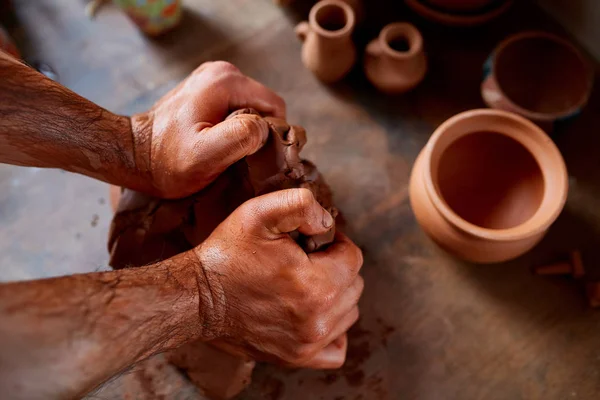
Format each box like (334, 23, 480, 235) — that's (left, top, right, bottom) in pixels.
(323, 211, 334, 228)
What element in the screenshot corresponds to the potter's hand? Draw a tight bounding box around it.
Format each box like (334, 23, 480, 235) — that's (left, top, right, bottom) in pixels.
(131, 61, 286, 199)
(195, 188, 364, 369)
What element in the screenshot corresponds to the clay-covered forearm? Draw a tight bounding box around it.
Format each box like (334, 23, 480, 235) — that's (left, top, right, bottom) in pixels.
(0, 251, 208, 399)
(0, 50, 153, 191)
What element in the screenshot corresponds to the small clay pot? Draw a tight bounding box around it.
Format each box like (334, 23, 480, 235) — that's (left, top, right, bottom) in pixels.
(482, 32, 594, 132)
(364, 23, 427, 94)
(409, 109, 568, 264)
(295, 0, 357, 83)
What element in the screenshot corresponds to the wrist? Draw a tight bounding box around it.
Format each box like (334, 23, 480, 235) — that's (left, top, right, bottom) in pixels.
(190, 244, 229, 342)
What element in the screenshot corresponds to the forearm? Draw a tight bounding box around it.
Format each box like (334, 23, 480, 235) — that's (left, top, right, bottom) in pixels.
(0, 251, 208, 399)
(0, 50, 153, 192)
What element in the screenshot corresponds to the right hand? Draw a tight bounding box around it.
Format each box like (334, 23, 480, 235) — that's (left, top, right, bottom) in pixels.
(193, 188, 364, 369)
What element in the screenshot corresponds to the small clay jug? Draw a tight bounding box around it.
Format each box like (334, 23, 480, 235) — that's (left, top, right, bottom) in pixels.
(409, 109, 568, 264)
(482, 31, 594, 132)
(295, 0, 357, 83)
(364, 23, 427, 94)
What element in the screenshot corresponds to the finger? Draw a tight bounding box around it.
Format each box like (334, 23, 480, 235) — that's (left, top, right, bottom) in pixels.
(328, 276, 364, 322)
(301, 334, 348, 369)
(195, 114, 270, 179)
(309, 232, 363, 287)
(230, 75, 286, 119)
(248, 188, 334, 237)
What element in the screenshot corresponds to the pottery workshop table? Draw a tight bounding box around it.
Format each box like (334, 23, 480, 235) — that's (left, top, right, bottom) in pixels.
(3, 0, 600, 399)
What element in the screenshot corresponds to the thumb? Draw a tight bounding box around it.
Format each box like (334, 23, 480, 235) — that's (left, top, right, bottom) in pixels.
(196, 113, 270, 176)
(247, 189, 334, 237)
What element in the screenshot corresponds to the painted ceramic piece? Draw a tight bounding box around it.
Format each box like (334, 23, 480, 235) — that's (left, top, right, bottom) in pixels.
(113, 0, 182, 36)
(295, 0, 357, 83)
(482, 31, 594, 132)
(409, 109, 568, 264)
(405, 0, 513, 26)
(364, 22, 427, 94)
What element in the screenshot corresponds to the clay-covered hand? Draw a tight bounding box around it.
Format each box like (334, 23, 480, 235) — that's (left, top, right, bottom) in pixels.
(131, 61, 286, 199)
(194, 188, 364, 369)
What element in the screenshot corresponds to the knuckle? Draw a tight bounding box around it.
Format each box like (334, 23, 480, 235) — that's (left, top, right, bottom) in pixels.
(350, 243, 364, 272)
(288, 344, 313, 364)
(229, 115, 264, 149)
(300, 318, 330, 344)
(286, 188, 314, 213)
(207, 60, 240, 75)
(355, 276, 365, 299)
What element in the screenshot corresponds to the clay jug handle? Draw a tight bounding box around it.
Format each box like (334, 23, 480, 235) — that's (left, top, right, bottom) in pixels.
(295, 21, 310, 42)
(366, 39, 383, 58)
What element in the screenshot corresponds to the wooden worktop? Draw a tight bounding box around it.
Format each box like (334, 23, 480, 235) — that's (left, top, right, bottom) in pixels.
(3, 0, 600, 398)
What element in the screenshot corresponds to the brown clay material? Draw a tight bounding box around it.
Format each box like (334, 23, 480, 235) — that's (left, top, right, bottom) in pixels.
(482, 31, 594, 131)
(107, 109, 338, 399)
(364, 23, 427, 94)
(534, 262, 572, 276)
(586, 283, 600, 309)
(571, 250, 585, 278)
(405, 0, 513, 27)
(295, 0, 356, 83)
(409, 109, 568, 264)
(167, 341, 256, 400)
(533, 251, 585, 278)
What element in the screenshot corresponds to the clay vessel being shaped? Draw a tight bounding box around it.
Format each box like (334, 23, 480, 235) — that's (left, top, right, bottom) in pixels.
(295, 0, 357, 83)
(409, 109, 568, 264)
(364, 22, 427, 94)
(482, 31, 594, 132)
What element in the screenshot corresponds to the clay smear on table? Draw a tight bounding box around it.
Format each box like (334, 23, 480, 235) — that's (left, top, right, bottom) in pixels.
(108, 109, 338, 399)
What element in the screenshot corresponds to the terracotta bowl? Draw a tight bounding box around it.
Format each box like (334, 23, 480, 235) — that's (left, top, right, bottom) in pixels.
(426, 0, 496, 12)
(409, 109, 568, 264)
(405, 0, 513, 26)
(482, 31, 594, 131)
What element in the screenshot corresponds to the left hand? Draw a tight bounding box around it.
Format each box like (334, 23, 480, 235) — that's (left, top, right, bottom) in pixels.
(130, 61, 286, 199)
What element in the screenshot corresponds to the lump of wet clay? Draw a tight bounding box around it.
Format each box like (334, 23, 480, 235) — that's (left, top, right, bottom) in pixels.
(107, 109, 338, 399)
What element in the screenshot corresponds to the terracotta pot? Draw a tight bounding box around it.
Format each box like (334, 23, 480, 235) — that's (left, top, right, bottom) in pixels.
(425, 0, 495, 12)
(295, 0, 357, 83)
(405, 0, 513, 27)
(482, 32, 594, 132)
(409, 109, 568, 264)
(364, 22, 427, 94)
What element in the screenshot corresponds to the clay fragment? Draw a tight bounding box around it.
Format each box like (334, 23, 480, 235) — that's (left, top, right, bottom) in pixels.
(107, 109, 338, 399)
(534, 251, 585, 278)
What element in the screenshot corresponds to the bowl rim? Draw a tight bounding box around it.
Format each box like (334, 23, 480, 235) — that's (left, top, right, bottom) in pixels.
(488, 31, 594, 121)
(309, 0, 355, 39)
(423, 109, 568, 241)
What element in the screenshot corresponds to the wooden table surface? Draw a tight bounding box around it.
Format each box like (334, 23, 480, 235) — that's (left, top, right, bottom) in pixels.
(3, 0, 600, 399)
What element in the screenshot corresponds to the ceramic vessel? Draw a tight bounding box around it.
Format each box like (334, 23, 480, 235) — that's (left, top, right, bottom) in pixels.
(405, 0, 513, 26)
(113, 0, 182, 36)
(482, 31, 594, 132)
(426, 0, 495, 12)
(364, 22, 427, 93)
(295, 0, 357, 83)
(409, 109, 568, 264)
